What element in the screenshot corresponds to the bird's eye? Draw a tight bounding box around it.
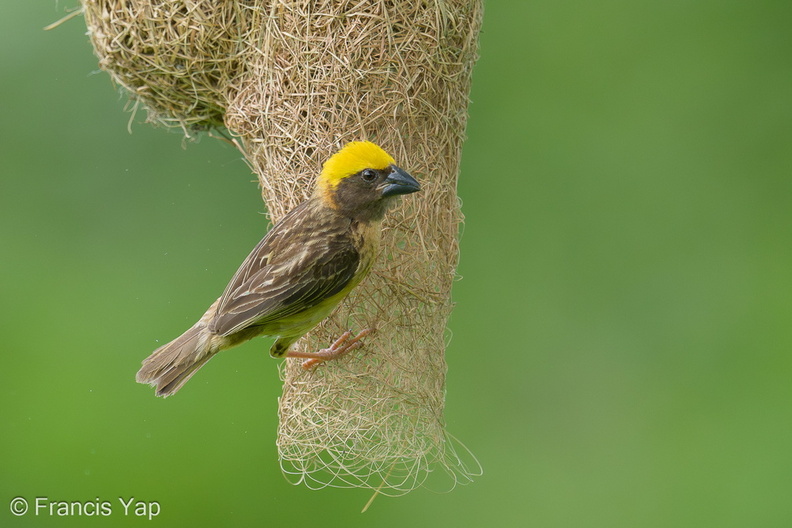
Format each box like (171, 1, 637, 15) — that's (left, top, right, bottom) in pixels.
(361, 169, 377, 182)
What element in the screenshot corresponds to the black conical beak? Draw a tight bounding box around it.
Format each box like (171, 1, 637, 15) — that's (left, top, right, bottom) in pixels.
(381, 165, 421, 198)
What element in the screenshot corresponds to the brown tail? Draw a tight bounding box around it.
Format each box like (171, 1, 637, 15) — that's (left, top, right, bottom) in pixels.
(136, 324, 218, 397)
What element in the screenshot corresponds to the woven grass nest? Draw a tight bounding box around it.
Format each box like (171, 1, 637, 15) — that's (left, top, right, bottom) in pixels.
(82, 0, 483, 495)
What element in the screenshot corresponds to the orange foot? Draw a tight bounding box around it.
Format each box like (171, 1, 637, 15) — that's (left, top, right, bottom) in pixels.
(287, 329, 372, 370)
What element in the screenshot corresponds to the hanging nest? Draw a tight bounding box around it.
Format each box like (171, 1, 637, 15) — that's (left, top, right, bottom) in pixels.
(82, 0, 483, 495)
(83, 0, 251, 131)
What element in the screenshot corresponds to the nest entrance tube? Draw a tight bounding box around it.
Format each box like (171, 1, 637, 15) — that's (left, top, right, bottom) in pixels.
(83, 0, 483, 494)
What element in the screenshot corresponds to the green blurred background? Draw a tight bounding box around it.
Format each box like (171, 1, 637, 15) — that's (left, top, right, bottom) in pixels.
(3, 1, 792, 526)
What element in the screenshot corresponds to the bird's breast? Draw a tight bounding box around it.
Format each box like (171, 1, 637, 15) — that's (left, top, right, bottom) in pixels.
(349, 219, 380, 276)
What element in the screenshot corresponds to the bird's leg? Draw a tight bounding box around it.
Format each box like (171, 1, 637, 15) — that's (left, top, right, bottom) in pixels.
(286, 329, 372, 370)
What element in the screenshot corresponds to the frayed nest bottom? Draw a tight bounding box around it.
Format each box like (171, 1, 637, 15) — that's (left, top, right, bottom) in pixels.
(277, 354, 482, 495)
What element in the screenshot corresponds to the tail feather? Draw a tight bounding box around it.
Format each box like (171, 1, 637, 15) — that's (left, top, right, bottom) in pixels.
(136, 324, 217, 397)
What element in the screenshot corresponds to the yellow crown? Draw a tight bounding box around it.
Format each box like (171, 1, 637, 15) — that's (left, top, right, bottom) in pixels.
(318, 141, 395, 190)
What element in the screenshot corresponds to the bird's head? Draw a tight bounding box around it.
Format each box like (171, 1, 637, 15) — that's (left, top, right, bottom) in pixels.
(315, 141, 421, 221)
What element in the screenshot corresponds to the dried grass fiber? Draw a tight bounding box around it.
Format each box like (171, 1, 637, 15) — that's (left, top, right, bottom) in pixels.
(83, 0, 483, 494)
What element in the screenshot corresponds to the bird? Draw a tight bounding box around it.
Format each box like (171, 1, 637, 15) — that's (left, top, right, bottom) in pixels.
(136, 141, 420, 397)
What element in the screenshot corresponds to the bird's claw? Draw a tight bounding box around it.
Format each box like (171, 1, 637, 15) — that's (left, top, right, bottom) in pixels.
(301, 328, 372, 370)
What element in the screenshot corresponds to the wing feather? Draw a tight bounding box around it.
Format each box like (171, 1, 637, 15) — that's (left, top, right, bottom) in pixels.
(207, 203, 360, 337)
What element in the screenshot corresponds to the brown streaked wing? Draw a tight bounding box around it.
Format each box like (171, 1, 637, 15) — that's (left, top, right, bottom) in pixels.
(208, 241, 360, 336)
(213, 204, 310, 306)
